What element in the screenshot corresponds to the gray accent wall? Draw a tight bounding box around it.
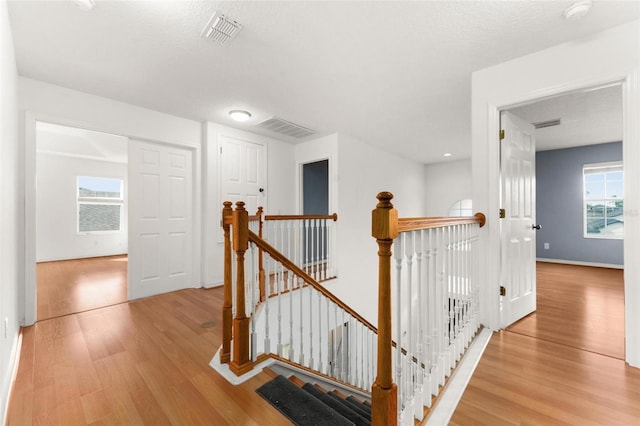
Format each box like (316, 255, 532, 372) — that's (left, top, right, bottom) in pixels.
(536, 141, 623, 266)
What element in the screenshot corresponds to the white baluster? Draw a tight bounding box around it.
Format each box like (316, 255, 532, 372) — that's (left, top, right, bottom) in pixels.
(277, 261, 283, 357)
(264, 251, 271, 355)
(311, 219, 317, 280)
(299, 276, 304, 365)
(326, 297, 335, 376)
(309, 288, 314, 370)
(318, 293, 323, 374)
(289, 266, 295, 361)
(394, 232, 404, 410)
(304, 219, 310, 275)
(333, 304, 340, 379)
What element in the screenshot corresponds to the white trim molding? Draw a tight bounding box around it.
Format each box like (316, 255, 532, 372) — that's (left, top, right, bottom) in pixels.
(472, 21, 640, 367)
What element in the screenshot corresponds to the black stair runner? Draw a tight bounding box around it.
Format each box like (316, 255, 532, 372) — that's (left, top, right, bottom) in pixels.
(256, 374, 372, 426)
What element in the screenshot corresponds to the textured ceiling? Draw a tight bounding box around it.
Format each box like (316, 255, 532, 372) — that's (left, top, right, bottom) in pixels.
(510, 84, 622, 152)
(7, 1, 639, 164)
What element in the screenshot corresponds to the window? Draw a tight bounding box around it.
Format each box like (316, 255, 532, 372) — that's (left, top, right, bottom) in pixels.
(77, 176, 124, 233)
(449, 199, 472, 217)
(583, 162, 623, 239)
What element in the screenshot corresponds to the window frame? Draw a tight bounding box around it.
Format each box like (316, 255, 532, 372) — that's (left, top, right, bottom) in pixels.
(76, 176, 125, 234)
(583, 161, 623, 240)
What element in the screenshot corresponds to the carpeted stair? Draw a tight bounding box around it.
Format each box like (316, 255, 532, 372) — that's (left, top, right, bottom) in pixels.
(256, 369, 372, 426)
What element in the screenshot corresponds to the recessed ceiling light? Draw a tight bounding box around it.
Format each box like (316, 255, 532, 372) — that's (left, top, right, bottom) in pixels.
(75, 0, 95, 11)
(563, 0, 592, 20)
(444, 153, 452, 157)
(229, 110, 252, 122)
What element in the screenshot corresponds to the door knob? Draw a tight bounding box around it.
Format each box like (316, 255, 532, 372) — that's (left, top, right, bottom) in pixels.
(532, 224, 542, 230)
(259, 188, 264, 193)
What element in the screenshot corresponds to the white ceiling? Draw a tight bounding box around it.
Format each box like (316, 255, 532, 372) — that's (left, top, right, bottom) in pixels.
(510, 83, 623, 152)
(7, 1, 639, 164)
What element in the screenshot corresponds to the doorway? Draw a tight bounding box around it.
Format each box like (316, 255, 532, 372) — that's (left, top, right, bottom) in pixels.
(302, 159, 329, 215)
(35, 122, 129, 320)
(501, 84, 625, 358)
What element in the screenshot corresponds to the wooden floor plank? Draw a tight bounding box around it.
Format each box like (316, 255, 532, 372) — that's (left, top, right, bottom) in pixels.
(9, 260, 640, 425)
(36, 255, 128, 321)
(451, 263, 639, 425)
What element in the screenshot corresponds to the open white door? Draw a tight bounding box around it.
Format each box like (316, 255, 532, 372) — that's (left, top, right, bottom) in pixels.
(219, 135, 266, 214)
(500, 111, 538, 328)
(128, 140, 194, 299)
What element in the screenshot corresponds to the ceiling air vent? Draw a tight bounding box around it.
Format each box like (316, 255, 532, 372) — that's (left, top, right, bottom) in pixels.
(533, 118, 561, 129)
(257, 117, 317, 139)
(201, 11, 243, 45)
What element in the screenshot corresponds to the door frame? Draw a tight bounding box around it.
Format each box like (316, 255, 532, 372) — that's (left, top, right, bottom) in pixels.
(24, 111, 201, 325)
(471, 23, 639, 366)
(300, 158, 331, 215)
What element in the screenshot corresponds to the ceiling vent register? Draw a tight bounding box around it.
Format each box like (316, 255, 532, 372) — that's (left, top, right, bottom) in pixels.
(257, 117, 317, 139)
(201, 11, 243, 45)
(533, 119, 562, 129)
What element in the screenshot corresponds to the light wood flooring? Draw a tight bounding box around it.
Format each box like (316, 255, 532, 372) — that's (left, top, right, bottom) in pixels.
(7, 287, 290, 425)
(8, 262, 639, 425)
(450, 262, 639, 425)
(507, 261, 624, 359)
(37, 256, 128, 321)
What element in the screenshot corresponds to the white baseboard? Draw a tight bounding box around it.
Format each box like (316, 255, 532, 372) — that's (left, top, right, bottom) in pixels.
(536, 258, 623, 269)
(2, 330, 22, 426)
(202, 281, 223, 289)
(426, 328, 493, 426)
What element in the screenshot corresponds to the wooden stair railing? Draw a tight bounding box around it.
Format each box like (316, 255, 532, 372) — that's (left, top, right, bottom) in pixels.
(371, 192, 485, 425)
(263, 213, 339, 282)
(220, 196, 486, 425)
(221, 201, 370, 381)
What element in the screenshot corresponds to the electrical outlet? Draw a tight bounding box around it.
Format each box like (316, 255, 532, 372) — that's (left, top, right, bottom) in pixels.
(544, 243, 550, 250)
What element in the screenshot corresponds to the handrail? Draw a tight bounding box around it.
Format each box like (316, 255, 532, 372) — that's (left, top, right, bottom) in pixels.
(398, 212, 486, 232)
(264, 213, 338, 221)
(374, 192, 489, 425)
(248, 230, 377, 334)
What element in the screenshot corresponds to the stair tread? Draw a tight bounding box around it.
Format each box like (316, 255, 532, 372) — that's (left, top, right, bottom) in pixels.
(257, 375, 355, 426)
(302, 383, 370, 426)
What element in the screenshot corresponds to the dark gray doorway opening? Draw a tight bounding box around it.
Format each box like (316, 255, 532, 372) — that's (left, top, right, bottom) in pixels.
(302, 159, 329, 215)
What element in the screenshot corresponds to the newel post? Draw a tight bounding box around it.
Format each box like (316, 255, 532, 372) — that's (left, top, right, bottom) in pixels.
(221, 201, 233, 364)
(230, 201, 252, 375)
(371, 192, 398, 426)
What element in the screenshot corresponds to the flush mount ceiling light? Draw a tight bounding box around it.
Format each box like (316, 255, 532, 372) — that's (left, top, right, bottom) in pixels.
(563, 0, 592, 20)
(201, 11, 243, 45)
(229, 110, 252, 122)
(74, 0, 95, 11)
(443, 153, 452, 157)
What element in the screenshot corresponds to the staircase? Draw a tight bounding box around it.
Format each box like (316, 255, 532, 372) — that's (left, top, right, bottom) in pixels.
(215, 193, 486, 425)
(258, 368, 372, 426)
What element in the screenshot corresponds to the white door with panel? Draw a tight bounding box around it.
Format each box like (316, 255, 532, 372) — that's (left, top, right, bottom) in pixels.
(220, 135, 266, 215)
(500, 111, 538, 328)
(129, 140, 194, 299)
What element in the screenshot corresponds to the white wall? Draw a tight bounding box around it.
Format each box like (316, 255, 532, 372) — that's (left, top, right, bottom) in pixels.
(0, 2, 20, 423)
(424, 159, 472, 216)
(36, 152, 128, 261)
(201, 122, 295, 287)
(472, 21, 640, 366)
(333, 133, 426, 325)
(19, 77, 202, 325)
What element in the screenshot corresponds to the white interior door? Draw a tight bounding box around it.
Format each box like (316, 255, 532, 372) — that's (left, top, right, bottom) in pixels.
(220, 135, 266, 215)
(500, 111, 537, 328)
(128, 140, 193, 299)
